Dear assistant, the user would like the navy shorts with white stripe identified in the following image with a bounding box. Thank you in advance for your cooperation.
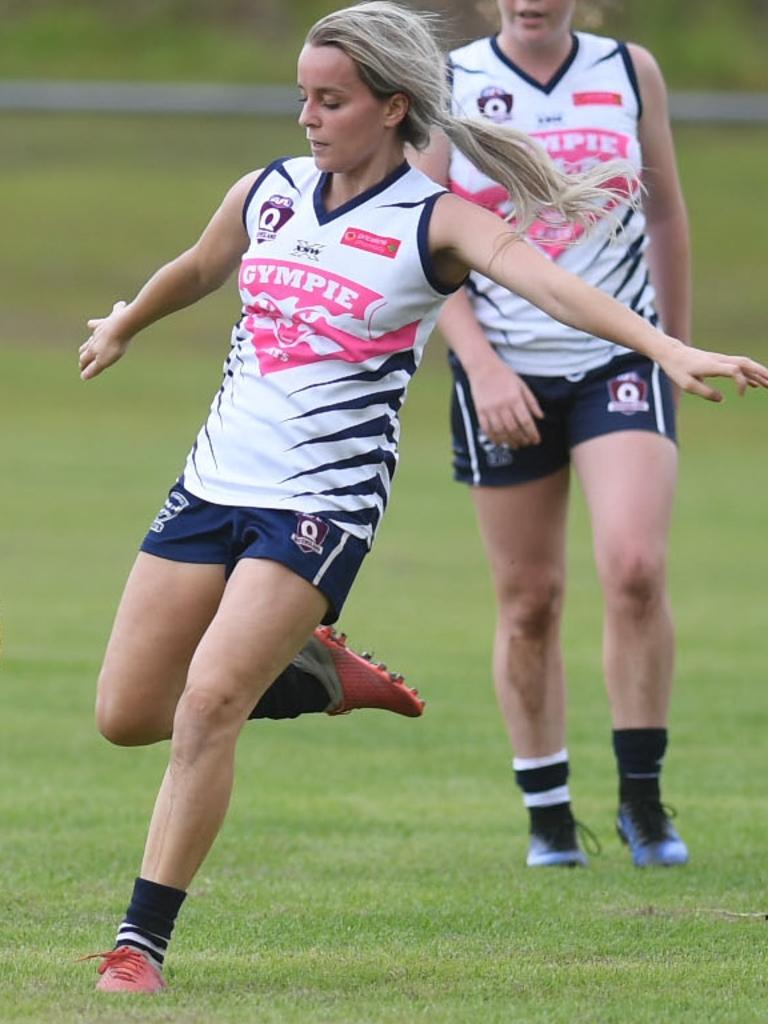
[450,351,677,488]
[140,480,369,623]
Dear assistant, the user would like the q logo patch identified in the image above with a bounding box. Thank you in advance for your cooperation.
[607,372,650,415]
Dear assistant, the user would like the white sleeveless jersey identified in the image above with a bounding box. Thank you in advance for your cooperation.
[181,157,453,544]
[449,32,656,376]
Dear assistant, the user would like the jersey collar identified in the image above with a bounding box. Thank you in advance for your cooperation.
[489,32,579,95]
[313,160,411,226]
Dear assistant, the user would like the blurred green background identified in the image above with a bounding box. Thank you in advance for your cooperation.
[2,0,767,88]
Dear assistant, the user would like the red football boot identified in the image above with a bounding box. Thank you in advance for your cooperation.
[297,626,425,717]
[82,947,166,993]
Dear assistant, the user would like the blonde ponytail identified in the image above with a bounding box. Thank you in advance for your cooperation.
[439,115,637,233]
[307,2,638,234]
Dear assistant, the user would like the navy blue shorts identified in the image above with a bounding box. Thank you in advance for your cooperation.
[450,351,677,487]
[139,481,368,624]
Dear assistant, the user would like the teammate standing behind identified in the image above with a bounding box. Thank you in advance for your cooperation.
[415,0,697,868]
[78,0,767,994]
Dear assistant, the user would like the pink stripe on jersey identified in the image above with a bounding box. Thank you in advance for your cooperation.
[239,258,419,375]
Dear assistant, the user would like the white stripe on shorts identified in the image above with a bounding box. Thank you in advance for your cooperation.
[313,531,350,587]
[651,362,667,436]
[455,381,481,485]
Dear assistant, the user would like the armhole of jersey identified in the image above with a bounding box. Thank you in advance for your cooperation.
[417,192,469,296]
[241,157,289,232]
[617,41,643,120]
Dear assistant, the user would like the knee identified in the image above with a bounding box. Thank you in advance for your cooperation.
[602,548,667,614]
[95,671,170,747]
[170,681,246,761]
[497,574,564,643]
[96,695,157,747]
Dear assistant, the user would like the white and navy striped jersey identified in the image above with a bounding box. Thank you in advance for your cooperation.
[181,157,454,544]
[449,31,655,376]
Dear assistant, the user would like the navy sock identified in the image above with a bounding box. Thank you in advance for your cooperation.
[249,665,329,720]
[612,728,668,803]
[115,877,187,968]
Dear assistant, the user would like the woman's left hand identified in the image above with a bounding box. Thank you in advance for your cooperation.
[660,341,768,402]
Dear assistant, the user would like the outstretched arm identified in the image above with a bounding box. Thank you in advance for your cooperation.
[429,193,768,401]
[79,170,261,381]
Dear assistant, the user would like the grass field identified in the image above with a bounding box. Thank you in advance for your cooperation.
[1,115,767,1023]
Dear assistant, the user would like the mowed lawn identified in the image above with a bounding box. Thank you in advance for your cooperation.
[1,114,767,1023]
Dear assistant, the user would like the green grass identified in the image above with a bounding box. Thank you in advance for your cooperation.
[2,116,768,1022]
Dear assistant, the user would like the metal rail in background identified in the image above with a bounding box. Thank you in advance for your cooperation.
[1,81,768,122]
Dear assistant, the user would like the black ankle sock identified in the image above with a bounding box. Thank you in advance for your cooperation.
[115,876,186,968]
[529,802,573,833]
[612,728,667,803]
[249,665,329,720]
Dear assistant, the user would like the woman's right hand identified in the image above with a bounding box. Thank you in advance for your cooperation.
[658,337,768,401]
[468,359,544,448]
[79,301,133,380]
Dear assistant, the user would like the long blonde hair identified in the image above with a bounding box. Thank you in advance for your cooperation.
[306,1,636,233]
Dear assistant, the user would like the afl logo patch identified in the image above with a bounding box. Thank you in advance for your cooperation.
[477,86,514,122]
[607,372,649,415]
[257,194,295,244]
[291,513,330,555]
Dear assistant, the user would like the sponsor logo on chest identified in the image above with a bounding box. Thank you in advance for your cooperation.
[291,239,325,262]
[341,228,401,259]
[572,91,623,107]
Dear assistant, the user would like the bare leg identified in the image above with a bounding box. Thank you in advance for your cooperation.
[95,553,226,746]
[471,468,570,757]
[139,558,328,890]
[573,431,677,728]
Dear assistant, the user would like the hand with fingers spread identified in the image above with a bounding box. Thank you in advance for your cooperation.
[657,338,768,402]
[79,300,132,381]
[468,358,543,449]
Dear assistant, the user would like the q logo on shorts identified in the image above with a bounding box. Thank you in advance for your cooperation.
[607,371,650,415]
[291,513,330,556]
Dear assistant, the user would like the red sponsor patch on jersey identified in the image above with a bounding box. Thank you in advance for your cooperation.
[341,227,401,259]
[572,91,623,106]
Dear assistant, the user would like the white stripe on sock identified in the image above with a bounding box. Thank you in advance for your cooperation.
[117,927,167,957]
[513,748,568,771]
[523,784,571,808]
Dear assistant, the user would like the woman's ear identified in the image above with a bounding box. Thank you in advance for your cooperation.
[384,92,410,130]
